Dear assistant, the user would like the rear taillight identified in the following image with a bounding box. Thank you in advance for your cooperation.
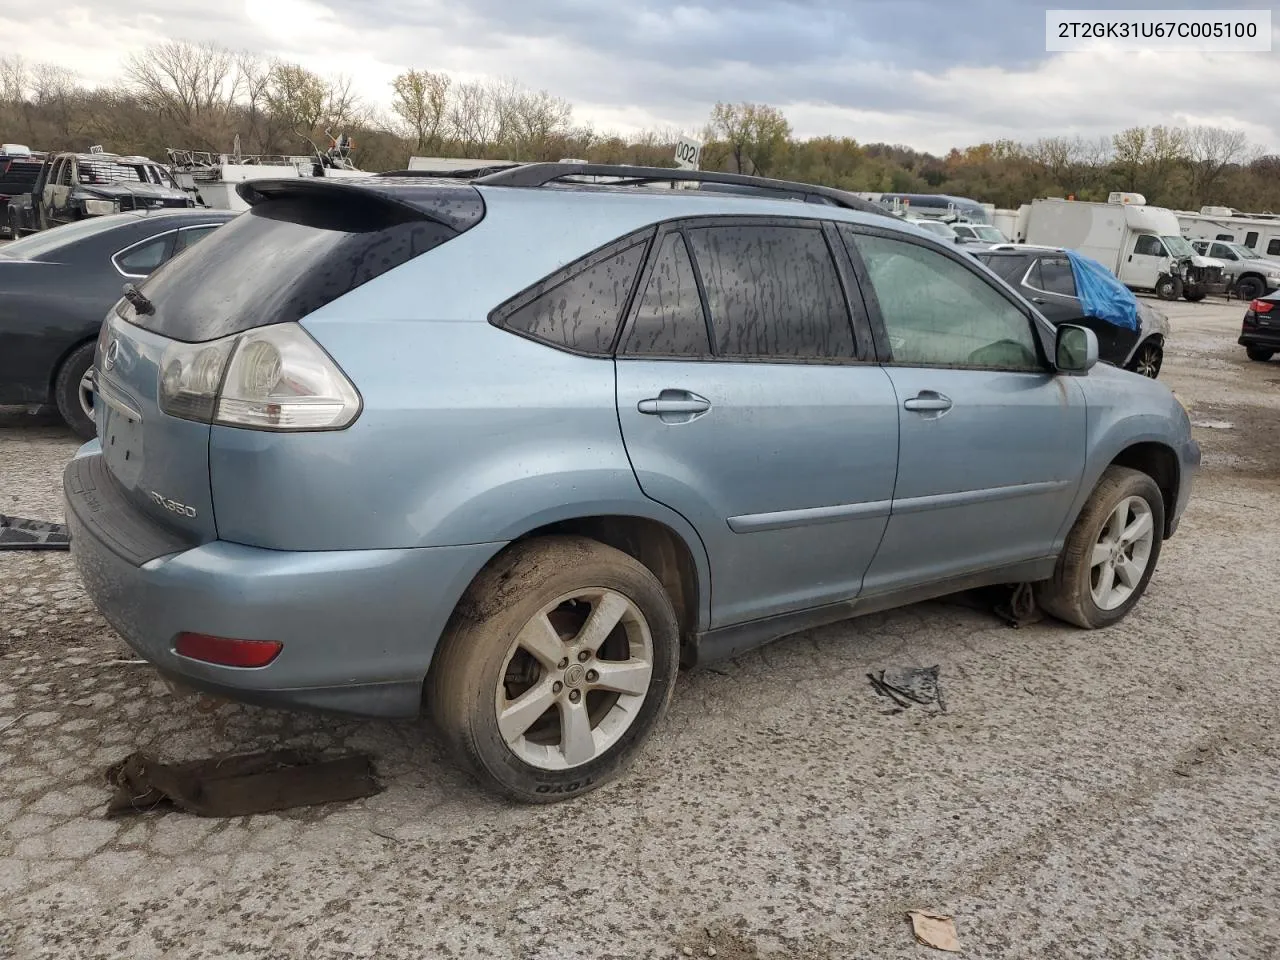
[158,322,360,431]
[175,632,282,667]
[1251,299,1274,314]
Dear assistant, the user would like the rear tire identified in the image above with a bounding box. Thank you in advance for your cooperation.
[429,536,680,803]
[1246,346,1274,362]
[1182,290,1205,303]
[1155,276,1182,301]
[54,342,97,440]
[1236,276,1264,302]
[1036,466,1164,629]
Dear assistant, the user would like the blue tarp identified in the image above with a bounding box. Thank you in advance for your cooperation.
[1065,250,1139,331]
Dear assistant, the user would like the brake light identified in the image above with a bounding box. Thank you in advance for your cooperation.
[1251,299,1274,314]
[157,322,360,431]
[175,632,282,667]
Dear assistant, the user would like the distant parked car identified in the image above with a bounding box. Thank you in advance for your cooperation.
[67,164,1198,803]
[975,246,1169,378]
[1239,291,1280,362]
[0,209,235,436]
[1188,239,1280,302]
[15,150,194,233]
[952,222,1010,244]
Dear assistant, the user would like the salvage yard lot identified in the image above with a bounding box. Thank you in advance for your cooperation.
[2,298,1278,959]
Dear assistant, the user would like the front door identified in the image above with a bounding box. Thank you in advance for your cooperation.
[615,219,901,627]
[839,226,1087,594]
[1120,234,1166,290]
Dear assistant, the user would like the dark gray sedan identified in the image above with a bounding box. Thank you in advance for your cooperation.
[0,209,236,436]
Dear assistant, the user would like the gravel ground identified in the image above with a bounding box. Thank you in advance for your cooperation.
[2,298,1279,960]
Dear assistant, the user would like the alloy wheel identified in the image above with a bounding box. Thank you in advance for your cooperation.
[1089,496,1155,611]
[496,588,654,770]
[78,369,96,421]
[1135,344,1161,378]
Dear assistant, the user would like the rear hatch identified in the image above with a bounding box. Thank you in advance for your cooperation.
[94,176,485,548]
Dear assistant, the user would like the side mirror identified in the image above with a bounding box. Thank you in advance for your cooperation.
[1056,324,1098,374]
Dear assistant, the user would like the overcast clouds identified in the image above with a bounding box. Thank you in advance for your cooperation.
[1,0,1277,154]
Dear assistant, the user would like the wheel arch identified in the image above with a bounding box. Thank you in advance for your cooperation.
[47,334,98,403]
[1107,441,1180,537]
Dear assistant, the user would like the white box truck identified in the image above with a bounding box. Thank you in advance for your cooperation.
[1023,193,1227,301]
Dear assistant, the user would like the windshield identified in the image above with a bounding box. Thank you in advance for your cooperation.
[1163,235,1195,258]
[1234,244,1262,259]
[0,213,140,260]
[915,220,958,239]
[974,225,1008,242]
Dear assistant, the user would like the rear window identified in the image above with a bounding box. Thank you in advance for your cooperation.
[130,194,472,342]
[79,159,143,184]
[976,254,1028,284]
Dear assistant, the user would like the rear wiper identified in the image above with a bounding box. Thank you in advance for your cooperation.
[121,282,155,315]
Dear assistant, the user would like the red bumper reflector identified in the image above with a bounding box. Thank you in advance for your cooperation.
[175,632,282,667]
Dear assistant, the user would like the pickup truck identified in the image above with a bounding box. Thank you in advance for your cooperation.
[6,149,192,235]
[0,145,45,238]
[1189,239,1280,302]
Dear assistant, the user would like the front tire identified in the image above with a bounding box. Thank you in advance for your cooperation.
[1036,466,1164,629]
[1127,340,1163,378]
[54,342,97,440]
[429,536,680,802]
[1155,276,1182,301]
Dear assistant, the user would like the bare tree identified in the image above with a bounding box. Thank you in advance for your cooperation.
[506,88,572,160]
[447,80,502,154]
[0,54,27,104]
[1186,125,1250,203]
[124,40,236,137]
[391,68,451,151]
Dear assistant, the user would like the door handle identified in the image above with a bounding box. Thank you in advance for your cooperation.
[638,393,711,415]
[1031,296,1047,304]
[903,391,953,413]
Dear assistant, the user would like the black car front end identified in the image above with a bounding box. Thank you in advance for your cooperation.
[74,185,194,217]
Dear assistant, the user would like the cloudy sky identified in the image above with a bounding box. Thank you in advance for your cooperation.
[2,0,1277,153]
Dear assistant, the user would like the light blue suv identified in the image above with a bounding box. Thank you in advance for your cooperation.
[67,164,1199,801]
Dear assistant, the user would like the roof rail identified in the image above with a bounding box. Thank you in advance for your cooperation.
[473,162,895,217]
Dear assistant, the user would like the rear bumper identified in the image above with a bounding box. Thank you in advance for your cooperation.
[1239,329,1280,350]
[66,451,502,718]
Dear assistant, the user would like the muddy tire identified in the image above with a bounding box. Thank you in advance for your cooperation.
[429,536,680,803]
[1155,276,1182,301]
[1036,466,1165,629]
[1245,346,1274,362]
[53,342,97,440]
[1182,290,1205,303]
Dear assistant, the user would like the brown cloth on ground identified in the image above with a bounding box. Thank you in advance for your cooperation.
[105,749,383,817]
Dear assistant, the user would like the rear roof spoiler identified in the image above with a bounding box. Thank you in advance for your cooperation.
[235,176,485,232]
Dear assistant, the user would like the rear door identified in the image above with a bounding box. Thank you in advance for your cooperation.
[840,225,1086,594]
[614,217,900,628]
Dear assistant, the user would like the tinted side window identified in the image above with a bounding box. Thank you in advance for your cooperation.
[685,224,854,359]
[845,229,1041,371]
[501,240,647,355]
[114,235,174,277]
[1210,243,1236,260]
[1245,231,1259,248]
[1134,235,1164,257]
[621,232,709,357]
[1270,239,1280,257]
[1039,257,1077,297]
[1215,234,1235,241]
[979,255,1029,284]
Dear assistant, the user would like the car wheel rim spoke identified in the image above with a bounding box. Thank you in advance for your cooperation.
[1089,496,1155,611]
[590,659,652,696]
[78,370,95,420]
[496,587,654,771]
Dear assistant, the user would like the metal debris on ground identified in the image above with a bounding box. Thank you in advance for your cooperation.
[105,749,383,818]
[868,665,946,714]
[0,514,70,550]
[1191,419,1234,430]
[991,582,1044,629]
[907,911,961,953]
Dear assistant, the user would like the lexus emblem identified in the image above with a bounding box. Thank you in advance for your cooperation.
[103,338,120,371]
